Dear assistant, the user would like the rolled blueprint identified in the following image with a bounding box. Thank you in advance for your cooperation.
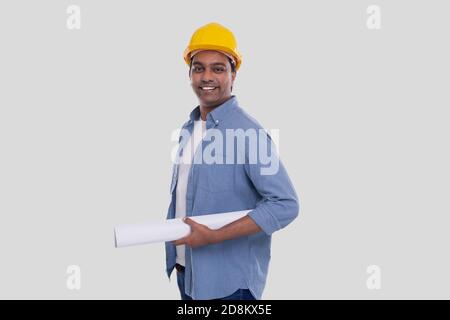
[114,209,253,248]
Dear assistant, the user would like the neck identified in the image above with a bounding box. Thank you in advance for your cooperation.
[199,96,232,121]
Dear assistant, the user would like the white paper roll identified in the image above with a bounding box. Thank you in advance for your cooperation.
[114,209,252,248]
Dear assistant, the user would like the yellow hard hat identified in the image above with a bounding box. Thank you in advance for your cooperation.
[183,22,243,71]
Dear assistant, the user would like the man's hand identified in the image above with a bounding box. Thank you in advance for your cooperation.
[172,215,262,248]
[172,217,219,248]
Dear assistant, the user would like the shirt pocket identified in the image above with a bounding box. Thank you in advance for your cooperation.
[197,153,236,193]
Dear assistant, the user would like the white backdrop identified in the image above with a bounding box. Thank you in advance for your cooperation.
[0,0,449,299]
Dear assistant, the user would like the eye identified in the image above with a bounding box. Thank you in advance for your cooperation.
[214,67,225,73]
[193,66,203,72]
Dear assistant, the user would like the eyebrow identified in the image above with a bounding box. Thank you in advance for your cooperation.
[192,62,227,67]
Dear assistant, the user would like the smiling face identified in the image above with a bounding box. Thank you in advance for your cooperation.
[189,50,236,109]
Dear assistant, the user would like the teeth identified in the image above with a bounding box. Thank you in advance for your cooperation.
[202,87,215,90]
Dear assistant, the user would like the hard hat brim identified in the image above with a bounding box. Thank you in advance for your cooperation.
[183,44,242,71]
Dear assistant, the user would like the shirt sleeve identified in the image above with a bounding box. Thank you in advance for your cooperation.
[244,130,300,235]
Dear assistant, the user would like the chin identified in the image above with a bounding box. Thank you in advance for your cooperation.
[201,96,221,106]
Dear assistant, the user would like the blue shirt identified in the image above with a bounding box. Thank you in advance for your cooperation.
[165,95,300,300]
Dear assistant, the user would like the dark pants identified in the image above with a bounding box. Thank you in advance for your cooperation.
[175,263,256,300]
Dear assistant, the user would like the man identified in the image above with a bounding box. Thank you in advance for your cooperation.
[165,22,300,300]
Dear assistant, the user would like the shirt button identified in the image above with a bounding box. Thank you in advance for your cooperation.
[215,120,219,124]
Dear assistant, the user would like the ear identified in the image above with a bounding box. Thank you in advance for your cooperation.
[231,71,236,82]
[230,71,236,92]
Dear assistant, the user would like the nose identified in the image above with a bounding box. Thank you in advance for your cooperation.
[201,68,215,83]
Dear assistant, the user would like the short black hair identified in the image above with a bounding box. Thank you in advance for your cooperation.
[227,57,236,73]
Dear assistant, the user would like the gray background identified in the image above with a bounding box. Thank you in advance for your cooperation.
[0,0,449,299]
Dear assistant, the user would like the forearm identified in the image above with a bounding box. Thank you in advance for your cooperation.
[212,215,262,244]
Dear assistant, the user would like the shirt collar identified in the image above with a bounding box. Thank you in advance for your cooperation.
[188,95,239,126]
